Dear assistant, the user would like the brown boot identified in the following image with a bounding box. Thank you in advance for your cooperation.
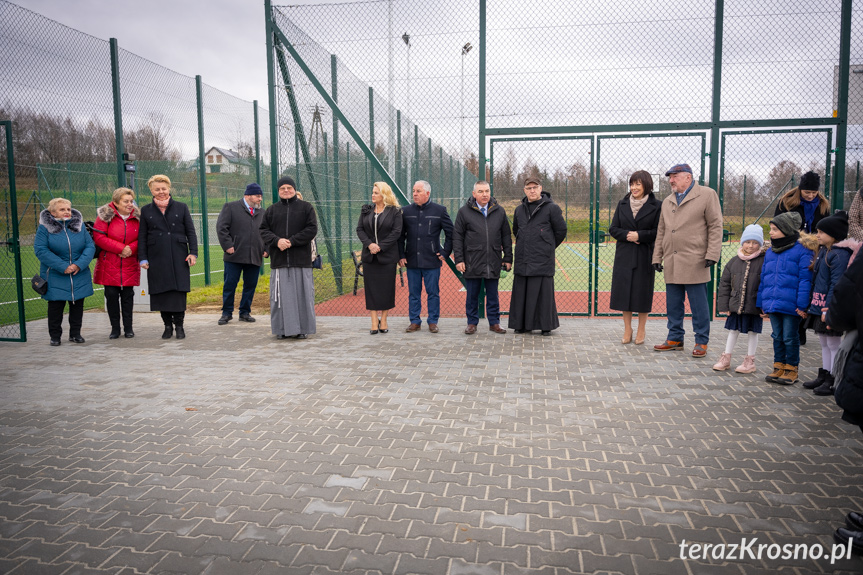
[775,364,798,385]
[765,362,785,383]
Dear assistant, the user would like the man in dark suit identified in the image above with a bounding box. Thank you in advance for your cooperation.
[453,181,512,334]
[216,183,267,324]
[398,180,454,333]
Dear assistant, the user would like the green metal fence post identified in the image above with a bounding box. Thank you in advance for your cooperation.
[2,121,26,341]
[254,100,262,184]
[265,0,280,203]
[706,0,725,318]
[397,110,402,190]
[478,0,486,175]
[109,38,125,189]
[856,161,860,192]
[195,75,210,285]
[368,87,375,178]
[742,175,746,228]
[414,126,419,186]
[331,54,343,294]
[347,141,352,252]
[834,0,852,210]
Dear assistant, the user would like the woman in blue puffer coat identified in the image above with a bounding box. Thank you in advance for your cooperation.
[34,198,95,346]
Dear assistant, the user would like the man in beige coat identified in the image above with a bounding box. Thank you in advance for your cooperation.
[652,164,723,357]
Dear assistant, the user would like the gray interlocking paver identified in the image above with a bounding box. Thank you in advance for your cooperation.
[3,314,863,574]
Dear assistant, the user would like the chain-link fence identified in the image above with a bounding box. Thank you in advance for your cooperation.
[0,0,271,329]
[268,0,859,319]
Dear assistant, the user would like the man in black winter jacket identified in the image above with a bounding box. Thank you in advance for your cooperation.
[398,180,454,333]
[453,181,512,334]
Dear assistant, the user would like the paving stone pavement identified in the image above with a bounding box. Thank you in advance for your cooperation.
[1,311,862,575]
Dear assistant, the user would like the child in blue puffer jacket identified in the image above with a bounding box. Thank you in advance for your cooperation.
[756,211,815,385]
[802,211,859,395]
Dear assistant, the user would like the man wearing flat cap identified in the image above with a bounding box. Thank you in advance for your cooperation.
[652,164,723,357]
[216,183,267,325]
[508,176,567,335]
[260,176,319,339]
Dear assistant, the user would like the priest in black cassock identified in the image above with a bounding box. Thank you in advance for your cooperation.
[508,176,567,336]
[260,176,318,339]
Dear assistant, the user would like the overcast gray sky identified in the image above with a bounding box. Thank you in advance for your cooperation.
[18,0,284,106]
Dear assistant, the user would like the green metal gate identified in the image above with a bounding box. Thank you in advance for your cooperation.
[0,120,26,342]
[489,136,594,316]
[594,133,708,317]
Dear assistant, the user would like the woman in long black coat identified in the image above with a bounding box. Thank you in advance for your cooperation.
[138,174,198,340]
[608,170,661,345]
[356,182,403,335]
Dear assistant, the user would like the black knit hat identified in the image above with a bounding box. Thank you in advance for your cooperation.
[816,210,849,242]
[276,176,296,190]
[799,171,820,192]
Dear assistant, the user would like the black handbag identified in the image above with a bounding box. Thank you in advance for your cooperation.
[31,274,48,295]
[311,239,323,269]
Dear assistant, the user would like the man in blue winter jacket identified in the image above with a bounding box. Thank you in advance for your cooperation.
[398,180,454,333]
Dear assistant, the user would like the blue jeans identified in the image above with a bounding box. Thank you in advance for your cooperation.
[222,261,261,315]
[406,267,440,325]
[465,278,500,326]
[769,313,801,366]
[665,283,710,345]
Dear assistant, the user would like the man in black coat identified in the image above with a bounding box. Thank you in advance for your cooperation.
[398,180,454,333]
[453,181,512,334]
[216,183,267,325]
[508,176,567,335]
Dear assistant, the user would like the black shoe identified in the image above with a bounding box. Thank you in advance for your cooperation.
[175,326,186,339]
[50,339,61,347]
[109,329,121,340]
[218,314,232,325]
[238,314,255,323]
[541,330,552,336]
[370,330,379,335]
[834,527,863,556]
[124,330,134,338]
[803,368,827,389]
[276,334,289,340]
[813,373,835,396]
[847,512,863,531]
[514,329,526,334]
[162,325,173,339]
[69,335,85,343]
[295,334,307,339]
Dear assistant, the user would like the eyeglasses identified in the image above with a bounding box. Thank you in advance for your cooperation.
[524,185,540,191]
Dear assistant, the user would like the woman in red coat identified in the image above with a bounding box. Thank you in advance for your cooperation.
[93,187,141,339]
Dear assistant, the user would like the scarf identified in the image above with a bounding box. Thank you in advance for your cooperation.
[800,197,820,231]
[770,233,799,254]
[737,247,762,261]
[629,195,647,218]
[154,196,170,214]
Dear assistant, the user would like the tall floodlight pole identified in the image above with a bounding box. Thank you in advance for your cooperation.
[387,0,395,177]
[460,42,473,195]
[402,32,411,187]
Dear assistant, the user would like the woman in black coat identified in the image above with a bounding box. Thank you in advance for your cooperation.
[608,170,661,345]
[356,182,403,335]
[138,174,198,340]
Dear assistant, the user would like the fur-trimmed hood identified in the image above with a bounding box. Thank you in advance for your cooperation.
[97,202,140,223]
[39,208,83,234]
[836,237,862,266]
[798,232,820,252]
